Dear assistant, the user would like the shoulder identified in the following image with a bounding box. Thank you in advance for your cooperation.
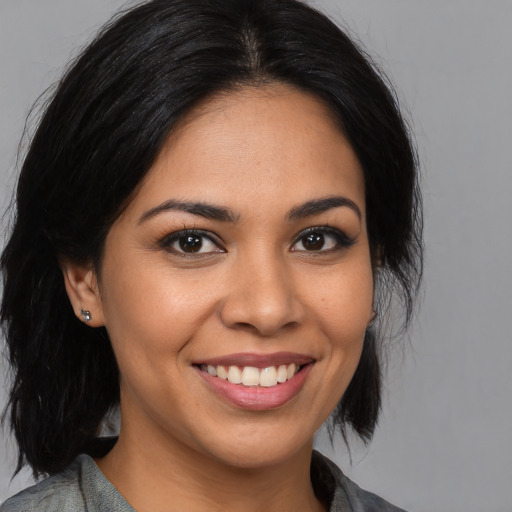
[0,457,86,512]
[311,450,408,512]
[1,454,134,512]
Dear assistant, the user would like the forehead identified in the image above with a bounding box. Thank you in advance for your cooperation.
[126,83,365,219]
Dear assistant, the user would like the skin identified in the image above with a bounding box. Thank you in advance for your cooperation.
[63,83,374,512]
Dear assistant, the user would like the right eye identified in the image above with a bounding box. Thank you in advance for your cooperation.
[160,230,224,255]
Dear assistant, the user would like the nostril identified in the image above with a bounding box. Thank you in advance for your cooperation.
[236,319,299,334]
[218,267,306,335]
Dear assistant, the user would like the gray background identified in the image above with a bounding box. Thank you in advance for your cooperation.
[1,1,511,511]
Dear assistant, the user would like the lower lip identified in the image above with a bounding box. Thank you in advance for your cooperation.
[195,364,313,411]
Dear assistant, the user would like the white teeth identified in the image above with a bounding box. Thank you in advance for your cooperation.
[241,366,260,386]
[259,366,278,387]
[202,363,302,387]
[276,364,288,383]
[227,366,242,384]
[217,365,228,380]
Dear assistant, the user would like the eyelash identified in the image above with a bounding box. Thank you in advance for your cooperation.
[159,229,225,256]
[291,226,356,253]
[158,226,356,256]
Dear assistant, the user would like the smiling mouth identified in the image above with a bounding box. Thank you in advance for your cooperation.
[198,363,304,388]
[194,353,315,409]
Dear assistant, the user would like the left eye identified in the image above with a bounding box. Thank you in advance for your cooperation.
[161,231,223,254]
[291,228,354,252]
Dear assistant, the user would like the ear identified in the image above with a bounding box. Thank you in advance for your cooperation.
[61,260,105,327]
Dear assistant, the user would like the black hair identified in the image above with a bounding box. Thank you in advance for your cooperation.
[1,0,422,477]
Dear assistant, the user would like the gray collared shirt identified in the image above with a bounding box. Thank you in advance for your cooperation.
[1,451,406,511]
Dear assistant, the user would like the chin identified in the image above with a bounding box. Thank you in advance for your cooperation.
[197,425,314,470]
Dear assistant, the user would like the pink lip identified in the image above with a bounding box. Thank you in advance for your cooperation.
[195,360,314,411]
[194,351,314,368]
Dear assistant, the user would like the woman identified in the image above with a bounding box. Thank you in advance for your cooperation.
[0,0,422,510]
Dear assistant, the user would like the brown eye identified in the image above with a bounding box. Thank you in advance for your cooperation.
[302,232,325,251]
[161,230,224,255]
[291,227,356,253]
[179,235,203,253]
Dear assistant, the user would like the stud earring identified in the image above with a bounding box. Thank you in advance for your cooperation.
[80,309,92,322]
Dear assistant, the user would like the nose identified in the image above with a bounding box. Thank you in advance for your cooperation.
[219,251,305,337]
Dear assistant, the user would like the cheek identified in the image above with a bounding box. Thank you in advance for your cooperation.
[98,258,211,366]
[310,262,374,335]
[98,271,202,416]
[308,261,373,392]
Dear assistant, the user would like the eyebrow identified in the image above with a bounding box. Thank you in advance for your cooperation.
[138,194,361,224]
[286,196,362,222]
[138,200,239,224]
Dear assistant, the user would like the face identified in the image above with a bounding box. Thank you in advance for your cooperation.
[82,84,374,468]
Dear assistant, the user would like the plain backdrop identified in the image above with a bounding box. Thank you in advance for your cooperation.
[1,1,511,511]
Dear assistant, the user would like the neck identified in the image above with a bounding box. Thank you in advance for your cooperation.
[96,430,324,512]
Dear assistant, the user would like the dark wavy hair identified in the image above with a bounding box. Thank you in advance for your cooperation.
[1,0,422,477]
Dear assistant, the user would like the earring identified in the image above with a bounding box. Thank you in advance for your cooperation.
[80,309,92,322]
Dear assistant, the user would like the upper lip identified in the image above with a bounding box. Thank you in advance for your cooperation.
[194,352,315,368]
